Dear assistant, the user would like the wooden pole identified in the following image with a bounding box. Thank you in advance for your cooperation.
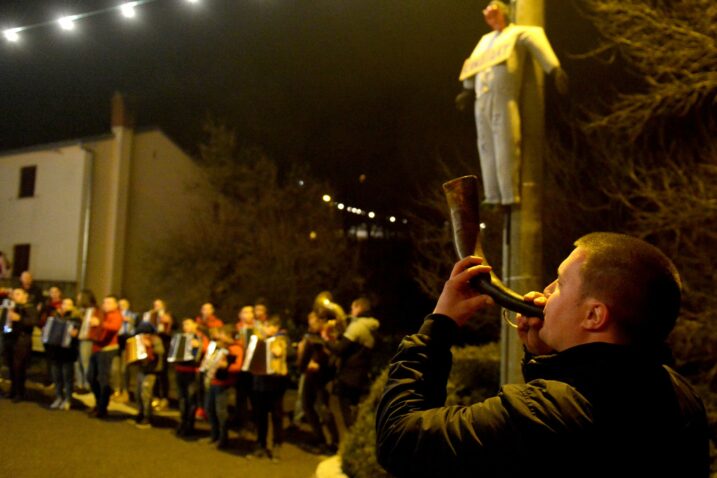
[500,0,546,385]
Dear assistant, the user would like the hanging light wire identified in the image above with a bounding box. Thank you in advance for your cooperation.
[2,0,165,42]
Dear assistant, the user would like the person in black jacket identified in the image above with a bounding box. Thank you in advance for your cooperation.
[2,288,39,402]
[323,297,379,428]
[299,311,340,453]
[376,232,709,478]
[46,298,82,410]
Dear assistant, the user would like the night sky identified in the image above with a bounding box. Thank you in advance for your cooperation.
[0,0,600,213]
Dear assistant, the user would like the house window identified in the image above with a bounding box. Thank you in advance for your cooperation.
[18,165,37,198]
[12,244,30,277]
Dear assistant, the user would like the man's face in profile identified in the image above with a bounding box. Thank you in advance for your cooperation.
[539,248,591,351]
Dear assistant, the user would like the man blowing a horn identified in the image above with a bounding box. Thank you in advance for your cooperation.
[376,232,709,477]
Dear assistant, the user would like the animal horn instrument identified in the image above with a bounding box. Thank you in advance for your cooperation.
[443,175,544,319]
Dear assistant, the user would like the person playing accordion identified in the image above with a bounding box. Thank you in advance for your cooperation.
[172,318,208,437]
[204,325,243,449]
[2,288,39,401]
[44,298,82,410]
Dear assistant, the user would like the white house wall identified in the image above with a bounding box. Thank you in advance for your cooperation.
[0,145,89,281]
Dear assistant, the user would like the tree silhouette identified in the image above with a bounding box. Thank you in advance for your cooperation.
[150,120,359,326]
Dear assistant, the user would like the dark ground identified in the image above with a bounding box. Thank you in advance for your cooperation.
[0,355,331,478]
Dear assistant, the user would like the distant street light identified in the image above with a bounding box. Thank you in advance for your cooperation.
[322,194,331,203]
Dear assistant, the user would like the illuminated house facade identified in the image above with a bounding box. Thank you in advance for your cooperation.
[0,93,208,310]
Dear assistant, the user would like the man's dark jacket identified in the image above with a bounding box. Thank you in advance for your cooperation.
[376,314,710,478]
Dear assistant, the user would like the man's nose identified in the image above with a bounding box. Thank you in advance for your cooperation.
[543,281,556,297]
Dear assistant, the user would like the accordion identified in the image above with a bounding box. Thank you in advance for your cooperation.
[199,341,229,380]
[167,333,199,363]
[125,334,149,364]
[242,335,285,375]
[119,312,136,337]
[41,316,75,348]
[1,299,15,334]
[78,307,95,340]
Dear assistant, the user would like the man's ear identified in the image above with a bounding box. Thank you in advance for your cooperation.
[581,299,610,331]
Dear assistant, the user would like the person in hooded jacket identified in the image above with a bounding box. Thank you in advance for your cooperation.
[323,297,380,428]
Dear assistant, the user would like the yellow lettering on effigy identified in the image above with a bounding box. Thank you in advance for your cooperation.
[459,32,518,81]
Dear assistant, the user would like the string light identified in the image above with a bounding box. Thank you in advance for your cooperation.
[1,0,162,43]
[324,197,406,225]
[3,28,20,42]
[57,16,77,31]
[120,2,138,19]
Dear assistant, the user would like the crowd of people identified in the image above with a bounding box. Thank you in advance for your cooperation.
[0,271,381,461]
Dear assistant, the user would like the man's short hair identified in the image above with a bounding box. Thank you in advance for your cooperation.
[352,297,372,316]
[267,315,282,328]
[488,1,511,19]
[574,232,681,344]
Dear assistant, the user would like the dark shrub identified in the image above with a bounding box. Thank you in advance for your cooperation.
[340,342,500,478]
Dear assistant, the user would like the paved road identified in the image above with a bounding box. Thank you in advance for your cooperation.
[0,379,326,478]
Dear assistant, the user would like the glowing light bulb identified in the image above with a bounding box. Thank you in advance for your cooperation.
[58,16,76,31]
[120,2,137,18]
[3,28,20,42]
[389,216,396,223]
[322,194,331,203]
[368,211,376,219]
[337,203,345,210]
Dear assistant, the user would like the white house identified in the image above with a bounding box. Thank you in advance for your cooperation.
[0,93,210,312]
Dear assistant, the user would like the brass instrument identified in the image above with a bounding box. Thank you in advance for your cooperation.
[443,175,544,319]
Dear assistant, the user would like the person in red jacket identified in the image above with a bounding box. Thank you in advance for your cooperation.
[87,295,123,418]
[205,325,243,449]
[195,302,224,335]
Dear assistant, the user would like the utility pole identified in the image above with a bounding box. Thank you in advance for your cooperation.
[500,0,546,385]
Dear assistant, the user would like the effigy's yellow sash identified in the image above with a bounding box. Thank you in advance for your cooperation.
[459,31,517,81]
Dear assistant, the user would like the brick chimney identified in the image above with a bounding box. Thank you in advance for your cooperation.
[111,91,135,129]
